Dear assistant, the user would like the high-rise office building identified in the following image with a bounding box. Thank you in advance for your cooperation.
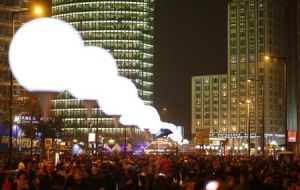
[192,75,228,141]
[192,0,286,154]
[51,1,154,144]
[0,1,30,123]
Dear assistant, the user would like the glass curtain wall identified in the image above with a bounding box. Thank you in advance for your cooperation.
[51,0,154,144]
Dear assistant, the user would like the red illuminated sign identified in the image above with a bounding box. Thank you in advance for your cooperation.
[288,131,297,142]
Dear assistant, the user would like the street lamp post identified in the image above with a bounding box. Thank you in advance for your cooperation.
[240,99,252,156]
[95,106,100,155]
[124,124,127,156]
[246,99,252,156]
[5,4,45,168]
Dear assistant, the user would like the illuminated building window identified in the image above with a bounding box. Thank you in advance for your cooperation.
[213,119,218,125]
[222,119,227,125]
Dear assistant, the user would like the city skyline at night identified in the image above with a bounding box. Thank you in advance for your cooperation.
[192,0,287,154]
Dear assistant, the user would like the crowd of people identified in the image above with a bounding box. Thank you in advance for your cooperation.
[0,153,300,190]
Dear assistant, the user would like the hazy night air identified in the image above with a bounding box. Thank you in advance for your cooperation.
[154,0,227,138]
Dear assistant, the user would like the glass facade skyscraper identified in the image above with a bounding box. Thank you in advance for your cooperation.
[51,0,154,144]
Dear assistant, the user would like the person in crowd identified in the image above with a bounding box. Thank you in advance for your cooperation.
[0,163,12,190]
[15,170,29,190]
[64,166,94,190]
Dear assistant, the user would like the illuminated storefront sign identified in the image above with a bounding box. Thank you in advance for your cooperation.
[288,131,296,142]
[209,133,258,139]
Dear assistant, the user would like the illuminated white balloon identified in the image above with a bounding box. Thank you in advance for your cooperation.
[68,46,118,99]
[136,105,161,134]
[119,98,145,125]
[97,76,139,115]
[9,18,84,92]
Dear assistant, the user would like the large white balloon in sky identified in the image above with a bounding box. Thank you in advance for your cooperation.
[119,98,145,125]
[9,18,84,92]
[136,105,161,134]
[68,46,118,100]
[97,76,140,116]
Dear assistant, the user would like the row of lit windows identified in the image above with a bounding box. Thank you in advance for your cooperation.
[52,1,153,14]
[194,98,228,105]
[85,40,143,51]
[70,21,150,32]
[229,1,264,12]
[61,118,113,127]
[193,77,227,85]
[118,71,152,82]
[52,99,85,109]
[55,91,74,99]
[53,2,149,14]
[52,109,100,118]
[118,69,152,78]
[51,107,107,119]
[194,91,227,98]
[113,51,142,59]
[140,93,152,101]
[195,85,228,91]
[0,95,29,112]
[53,0,150,5]
[230,37,263,47]
[138,84,153,92]
[61,127,144,140]
[0,11,26,23]
[230,29,264,39]
[195,119,228,125]
[80,30,143,41]
[230,47,264,55]
[118,60,141,68]
[118,69,139,79]
[54,11,147,23]
[0,85,25,96]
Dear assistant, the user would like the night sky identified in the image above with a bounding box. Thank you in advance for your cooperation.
[153,0,228,139]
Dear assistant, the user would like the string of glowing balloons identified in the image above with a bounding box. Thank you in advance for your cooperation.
[9,18,187,144]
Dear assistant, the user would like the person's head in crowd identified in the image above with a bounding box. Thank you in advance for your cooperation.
[38,161,45,169]
[17,162,25,171]
[46,161,55,174]
[91,165,98,175]
[25,160,33,171]
[71,167,84,182]
[226,175,235,188]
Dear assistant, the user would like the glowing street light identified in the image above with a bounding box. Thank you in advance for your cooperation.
[264,56,270,61]
[32,4,44,17]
